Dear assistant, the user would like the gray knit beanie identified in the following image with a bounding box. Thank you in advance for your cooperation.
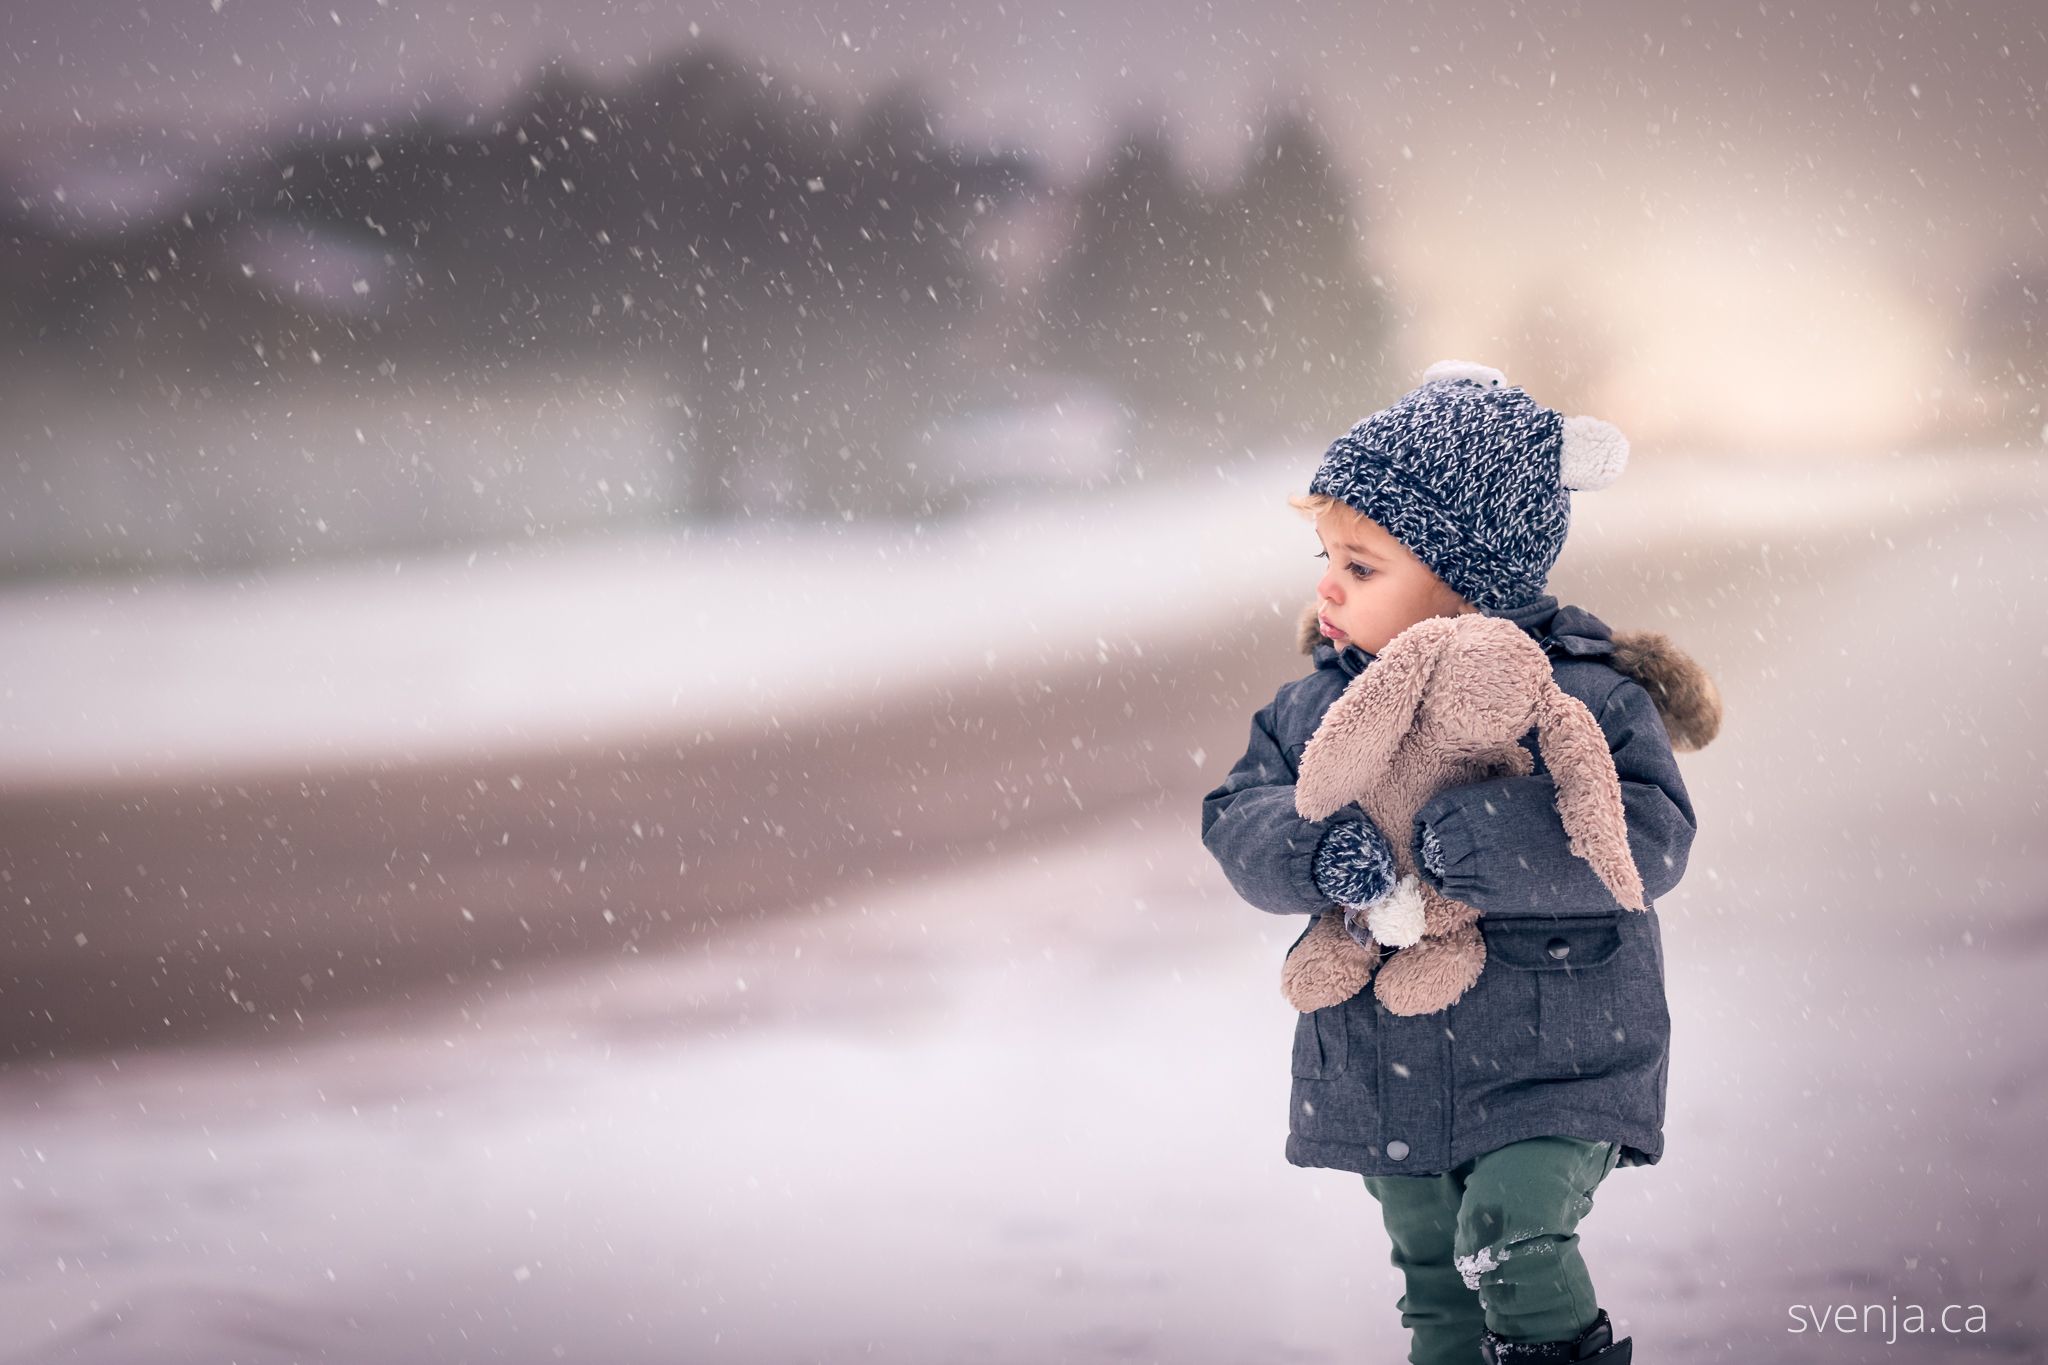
[1306,360,1630,612]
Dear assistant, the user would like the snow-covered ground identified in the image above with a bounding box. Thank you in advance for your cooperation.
[0,447,2044,1362]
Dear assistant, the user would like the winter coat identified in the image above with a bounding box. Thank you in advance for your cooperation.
[1200,593,1720,1176]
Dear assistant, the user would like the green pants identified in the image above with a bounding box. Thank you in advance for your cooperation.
[1362,1136,1622,1365]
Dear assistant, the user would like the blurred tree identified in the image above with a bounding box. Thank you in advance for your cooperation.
[663,72,1037,520]
[1216,107,1394,451]
[1035,104,1394,468]
[1035,120,1220,465]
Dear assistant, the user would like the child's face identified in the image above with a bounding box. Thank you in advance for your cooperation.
[1312,506,1477,655]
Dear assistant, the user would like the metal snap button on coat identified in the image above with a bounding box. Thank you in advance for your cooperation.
[1546,936,1571,959]
[1385,1139,1410,1160]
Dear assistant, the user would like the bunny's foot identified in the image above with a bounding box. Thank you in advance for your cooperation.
[1372,925,1486,1017]
[1282,912,1380,1012]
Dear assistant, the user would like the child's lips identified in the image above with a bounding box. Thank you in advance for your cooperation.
[1318,614,1347,639]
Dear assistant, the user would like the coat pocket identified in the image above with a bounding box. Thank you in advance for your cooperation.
[1482,915,1625,1079]
[1291,1005,1349,1079]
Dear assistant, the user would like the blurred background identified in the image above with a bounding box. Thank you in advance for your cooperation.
[1,1,2045,1361]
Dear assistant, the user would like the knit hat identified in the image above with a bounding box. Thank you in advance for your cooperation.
[1306,359,1629,612]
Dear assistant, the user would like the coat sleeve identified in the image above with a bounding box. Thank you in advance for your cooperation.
[1409,674,1697,918]
[1199,688,1371,917]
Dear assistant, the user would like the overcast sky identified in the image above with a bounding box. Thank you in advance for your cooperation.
[4,0,2043,452]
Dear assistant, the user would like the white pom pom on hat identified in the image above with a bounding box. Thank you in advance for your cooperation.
[1558,413,1629,491]
[1420,358,1508,388]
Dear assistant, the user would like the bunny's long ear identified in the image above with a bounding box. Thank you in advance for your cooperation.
[1294,621,1451,822]
[1533,685,1648,910]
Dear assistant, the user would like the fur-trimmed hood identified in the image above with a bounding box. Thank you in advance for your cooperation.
[1295,596,1722,753]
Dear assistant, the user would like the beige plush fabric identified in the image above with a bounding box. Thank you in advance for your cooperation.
[1279,601,1721,1016]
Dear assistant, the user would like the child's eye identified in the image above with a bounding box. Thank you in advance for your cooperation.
[1312,549,1373,581]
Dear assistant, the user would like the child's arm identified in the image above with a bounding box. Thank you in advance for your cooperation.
[1200,690,1385,917]
[1412,675,1697,918]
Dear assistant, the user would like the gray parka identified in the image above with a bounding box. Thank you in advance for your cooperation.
[1200,594,1720,1176]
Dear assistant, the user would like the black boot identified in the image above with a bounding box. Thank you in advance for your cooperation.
[1478,1307,1632,1364]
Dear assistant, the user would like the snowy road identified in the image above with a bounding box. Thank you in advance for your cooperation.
[2,455,2046,1362]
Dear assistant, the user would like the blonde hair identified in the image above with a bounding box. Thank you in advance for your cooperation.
[1287,491,1368,529]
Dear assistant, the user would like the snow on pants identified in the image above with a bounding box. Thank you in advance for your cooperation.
[1361,1135,1622,1365]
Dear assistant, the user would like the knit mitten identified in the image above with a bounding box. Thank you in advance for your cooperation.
[1418,824,1448,882]
[1312,810,1398,948]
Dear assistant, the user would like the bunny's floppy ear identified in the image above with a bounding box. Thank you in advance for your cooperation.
[1294,618,1456,822]
[1532,684,1648,910]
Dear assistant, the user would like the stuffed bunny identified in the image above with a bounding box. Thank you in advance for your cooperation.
[1281,612,1649,1017]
